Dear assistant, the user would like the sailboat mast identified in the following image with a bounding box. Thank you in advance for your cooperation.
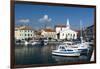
[80,20,83,43]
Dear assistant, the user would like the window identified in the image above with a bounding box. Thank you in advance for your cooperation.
[25,34,27,36]
[71,34,72,37]
[67,49,73,51]
[60,47,66,51]
[28,34,30,36]
[61,28,62,30]
[61,47,65,49]
[63,33,64,36]
[73,34,75,38]
[66,34,67,37]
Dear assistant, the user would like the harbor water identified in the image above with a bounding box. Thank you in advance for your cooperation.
[15,44,93,65]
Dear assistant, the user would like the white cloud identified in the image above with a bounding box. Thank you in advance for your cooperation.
[39,14,52,23]
[18,18,30,23]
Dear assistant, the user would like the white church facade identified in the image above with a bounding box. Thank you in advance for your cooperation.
[55,19,78,40]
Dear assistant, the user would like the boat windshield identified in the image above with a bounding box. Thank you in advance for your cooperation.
[67,43,72,45]
[59,46,66,51]
[66,49,73,51]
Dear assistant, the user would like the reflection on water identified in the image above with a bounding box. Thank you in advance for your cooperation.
[15,44,93,65]
[52,55,88,64]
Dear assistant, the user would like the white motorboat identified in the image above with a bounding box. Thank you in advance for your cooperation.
[43,40,48,45]
[64,42,89,50]
[31,41,39,45]
[77,42,89,51]
[24,41,29,45]
[29,40,41,45]
[44,42,48,45]
[52,44,80,57]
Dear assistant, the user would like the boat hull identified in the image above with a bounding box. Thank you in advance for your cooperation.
[52,50,80,57]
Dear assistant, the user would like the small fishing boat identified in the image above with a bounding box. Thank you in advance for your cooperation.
[29,40,41,45]
[52,44,80,57]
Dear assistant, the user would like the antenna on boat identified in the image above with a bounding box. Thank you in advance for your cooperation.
[80,20,83,43]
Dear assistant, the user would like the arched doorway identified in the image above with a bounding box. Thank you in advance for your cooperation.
[57,33,60,39]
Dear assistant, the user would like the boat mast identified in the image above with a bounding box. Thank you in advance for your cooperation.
[80,20,83,43]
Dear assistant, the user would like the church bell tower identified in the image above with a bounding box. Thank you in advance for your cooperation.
[66,18,70,29]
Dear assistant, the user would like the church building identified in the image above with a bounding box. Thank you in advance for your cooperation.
[55,19,78,40]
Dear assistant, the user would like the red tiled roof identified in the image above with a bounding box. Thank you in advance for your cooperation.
[18,26,33,30]
[43,29,55,32]
[75,30,80,32]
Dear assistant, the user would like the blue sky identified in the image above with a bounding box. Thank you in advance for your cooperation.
[15,3,95,30]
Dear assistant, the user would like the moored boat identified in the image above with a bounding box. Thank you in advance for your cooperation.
[29,40,41,45]
[52,44,80,57]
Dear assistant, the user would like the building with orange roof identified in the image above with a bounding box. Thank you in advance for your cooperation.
[41,28,56,39]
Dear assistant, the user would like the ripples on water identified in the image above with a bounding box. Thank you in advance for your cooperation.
[15,44,93,65]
